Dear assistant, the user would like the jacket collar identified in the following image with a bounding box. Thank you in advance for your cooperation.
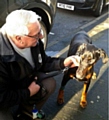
[0,32,18,62]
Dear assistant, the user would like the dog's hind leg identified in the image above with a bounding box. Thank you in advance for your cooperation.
[80,80,91,108]
[57,71,71,105]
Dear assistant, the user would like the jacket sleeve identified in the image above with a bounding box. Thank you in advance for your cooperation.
[0,61,30,109]
[39,40,66,72]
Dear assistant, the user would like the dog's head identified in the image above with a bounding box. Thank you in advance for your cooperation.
[76,43,109,80]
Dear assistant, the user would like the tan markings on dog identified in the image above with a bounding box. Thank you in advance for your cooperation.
[88,56,92,60]
[85,66,93,79]
[70,74,74,78]
[92,72,97,80]
[80,83,87,108]
[57,90,64,105]
[87,66,93,71]
[81,55,84,59]
[86,73,92,79]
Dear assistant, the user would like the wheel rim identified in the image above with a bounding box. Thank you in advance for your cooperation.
[99,0,103,14]
[40,21,48,49]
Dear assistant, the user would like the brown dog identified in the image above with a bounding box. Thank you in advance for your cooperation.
[57,31,108,108]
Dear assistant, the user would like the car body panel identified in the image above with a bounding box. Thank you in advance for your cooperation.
[57,0,109,12]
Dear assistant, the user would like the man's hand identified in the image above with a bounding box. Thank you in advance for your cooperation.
[64,55,81,68]
[28,77,40,97]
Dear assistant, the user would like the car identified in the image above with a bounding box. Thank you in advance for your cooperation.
[57,0,109,17]
[0,0,57,49]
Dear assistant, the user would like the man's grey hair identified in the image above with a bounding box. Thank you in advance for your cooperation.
[4,9,41,36]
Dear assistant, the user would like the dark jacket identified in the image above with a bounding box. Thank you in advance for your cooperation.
[0,32,65,108]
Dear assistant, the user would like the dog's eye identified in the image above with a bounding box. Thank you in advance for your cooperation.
[88,56,91,60]
[89,59,96,65]
[88,53,93,59]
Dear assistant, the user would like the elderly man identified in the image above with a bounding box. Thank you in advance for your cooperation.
[0,9,80,120]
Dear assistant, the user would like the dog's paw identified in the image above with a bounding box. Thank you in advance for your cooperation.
[92,72,97,80]
[80,95,87,108]
[57,98,64,105]
[57,90,64,105]
[80,100,87,108]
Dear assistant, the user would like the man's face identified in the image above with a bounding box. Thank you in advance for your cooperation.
[19,21,43,48]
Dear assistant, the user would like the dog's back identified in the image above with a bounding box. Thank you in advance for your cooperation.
[68,31,92,56]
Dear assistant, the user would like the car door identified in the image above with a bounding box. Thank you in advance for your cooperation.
[0,0,8,27]
[0,0,23,27]
[7,0,23,12]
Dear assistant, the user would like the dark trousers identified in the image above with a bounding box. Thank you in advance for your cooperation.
[0,77,56,120]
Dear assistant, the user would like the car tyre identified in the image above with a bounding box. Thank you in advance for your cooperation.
[94,0,104,17]
[40,21,48,50]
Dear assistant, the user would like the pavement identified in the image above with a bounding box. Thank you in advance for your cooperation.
[42,14,109,120]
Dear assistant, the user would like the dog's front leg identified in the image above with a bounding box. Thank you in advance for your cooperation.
[57,86,65,105]
[57,71,71,105]
[80,80,91,108]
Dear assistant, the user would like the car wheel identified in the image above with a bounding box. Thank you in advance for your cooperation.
[94,0,104,17]
[40,21,48,50]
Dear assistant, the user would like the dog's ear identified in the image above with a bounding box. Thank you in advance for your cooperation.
[96,48,109,63]
[77,43,87,55]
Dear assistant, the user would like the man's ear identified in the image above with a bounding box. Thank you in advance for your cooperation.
[77,43,87,56]
[96,48,109,63]
[15,35,21,41]
[15,35,24,44]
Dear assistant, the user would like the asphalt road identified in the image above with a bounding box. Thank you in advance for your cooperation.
[43,12,109,120]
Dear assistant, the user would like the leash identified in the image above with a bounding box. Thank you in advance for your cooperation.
[34,55,80,82]
[35,67,69,81]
